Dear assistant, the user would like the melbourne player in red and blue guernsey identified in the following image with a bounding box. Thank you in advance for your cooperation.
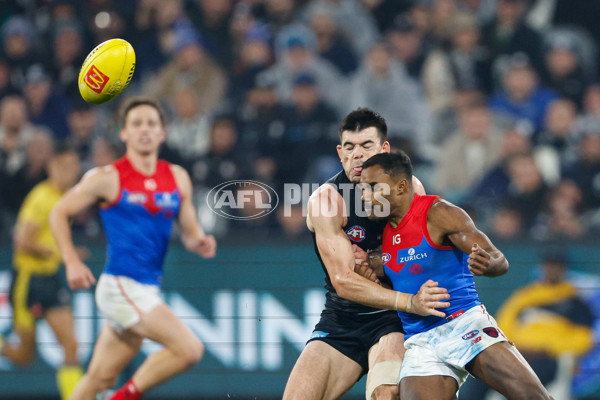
[50,97,216,400]
[359,152,554,400]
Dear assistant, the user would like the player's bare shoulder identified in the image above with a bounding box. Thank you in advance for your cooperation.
[77,164,120,203]
[307,183,346,231]
[428,198,475,233]
[169,164,192,197]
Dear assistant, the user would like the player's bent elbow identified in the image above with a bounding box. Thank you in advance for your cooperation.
[331,273,354,301]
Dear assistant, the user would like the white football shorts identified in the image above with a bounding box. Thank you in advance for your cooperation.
[95,273,163,332]
[400,304,508,387]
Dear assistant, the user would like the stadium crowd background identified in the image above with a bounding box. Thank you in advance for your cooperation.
[1,0,600,242]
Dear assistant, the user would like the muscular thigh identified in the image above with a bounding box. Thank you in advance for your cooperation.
[467,341,548,399]
[86,324,143,380]
[368,332,405,367]
[283,340,362,400]
[401,376,458,400]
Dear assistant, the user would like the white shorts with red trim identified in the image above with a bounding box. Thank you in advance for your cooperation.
[95,273,163,332]
[400,305,508,387]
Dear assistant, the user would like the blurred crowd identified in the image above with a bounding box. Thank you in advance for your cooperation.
[1,0,600,241]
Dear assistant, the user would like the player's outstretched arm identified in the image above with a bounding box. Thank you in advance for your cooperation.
[428,199,509,277]
[309,185,449,316]
[50,167,114,289]
[171,165,216,258]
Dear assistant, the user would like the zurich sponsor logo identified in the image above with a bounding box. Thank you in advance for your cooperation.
[462,330,479,340]
[310,330,330,339]
[346,225,366,242]
[397,248,428,263]
[154,192,179,209]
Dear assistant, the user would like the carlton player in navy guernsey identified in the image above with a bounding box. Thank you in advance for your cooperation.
[359,152,553,400]
[50,98,216,400]
[283,109,450,400]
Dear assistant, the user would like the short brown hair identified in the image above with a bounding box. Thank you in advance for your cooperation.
[119,97,166,127]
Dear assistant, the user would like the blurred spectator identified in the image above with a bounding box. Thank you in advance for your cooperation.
[467,125,533,213]
[541,32,592,107]
[142,24,227,116]
[308,4,358,75]
[0,95,34,177]
[361,0,412,34]
[489,203,524,239]
[301,0,379,58]
[534,182,585,241]
[386,15,430,81]
[132,0,186,77]
[66,100,104,172]
[50,19,86,103]
[165,88,211,166]
[562,128,600,212]
[186,0,234,68]
[489,53,558,132]
[462,249,594,400]
[574,84,600,136]
[480,0,543,90]
[0,59,17,100]
[536,99,577,167]
[229,16,273,107]
[1,128,54,214]
[456,0,498,24]
[433,104,503,200]
[236,78,286,184]
[192,117,250,188]
[263,0,297,35]
[90,136,119,169]
[428,0,458,45]
[22,64,72,140]
[273,73,338,187]
[347,43,432,159]
[258,24,344,113]
[497,251,593,391]
[499,151,549,231]
[422,13,489,114]
[1,15,45,89]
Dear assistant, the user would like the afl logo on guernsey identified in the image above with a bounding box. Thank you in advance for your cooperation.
[346,225,366,242]
[382,253,391,264]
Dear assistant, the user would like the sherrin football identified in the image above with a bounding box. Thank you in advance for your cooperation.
[78,38,136,104]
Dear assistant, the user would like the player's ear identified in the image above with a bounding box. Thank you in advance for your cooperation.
[382,141,391,153]
[336,144,342,160]
[396,178,408,195]
[118,127,127,142]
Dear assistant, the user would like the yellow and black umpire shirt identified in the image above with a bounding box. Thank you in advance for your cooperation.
[10,180,71,330]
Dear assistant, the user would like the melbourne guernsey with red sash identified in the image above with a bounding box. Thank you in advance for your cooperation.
[382,193,481,338]
[99,157,181,286]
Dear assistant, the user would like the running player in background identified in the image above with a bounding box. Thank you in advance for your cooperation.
[1,146,84,400]
[283,108,450,400]
[50,97,216,400]
[359,151,552,400]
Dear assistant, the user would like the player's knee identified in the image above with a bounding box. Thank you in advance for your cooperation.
[181,338,204,367]
[520,385,553,400]
[10,346,36,366]
[366,361,402,400]
[372,384,399,400]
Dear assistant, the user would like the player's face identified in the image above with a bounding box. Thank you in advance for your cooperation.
[337,127,390,183]
[359,165,393,220]
[120,105,165,155]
